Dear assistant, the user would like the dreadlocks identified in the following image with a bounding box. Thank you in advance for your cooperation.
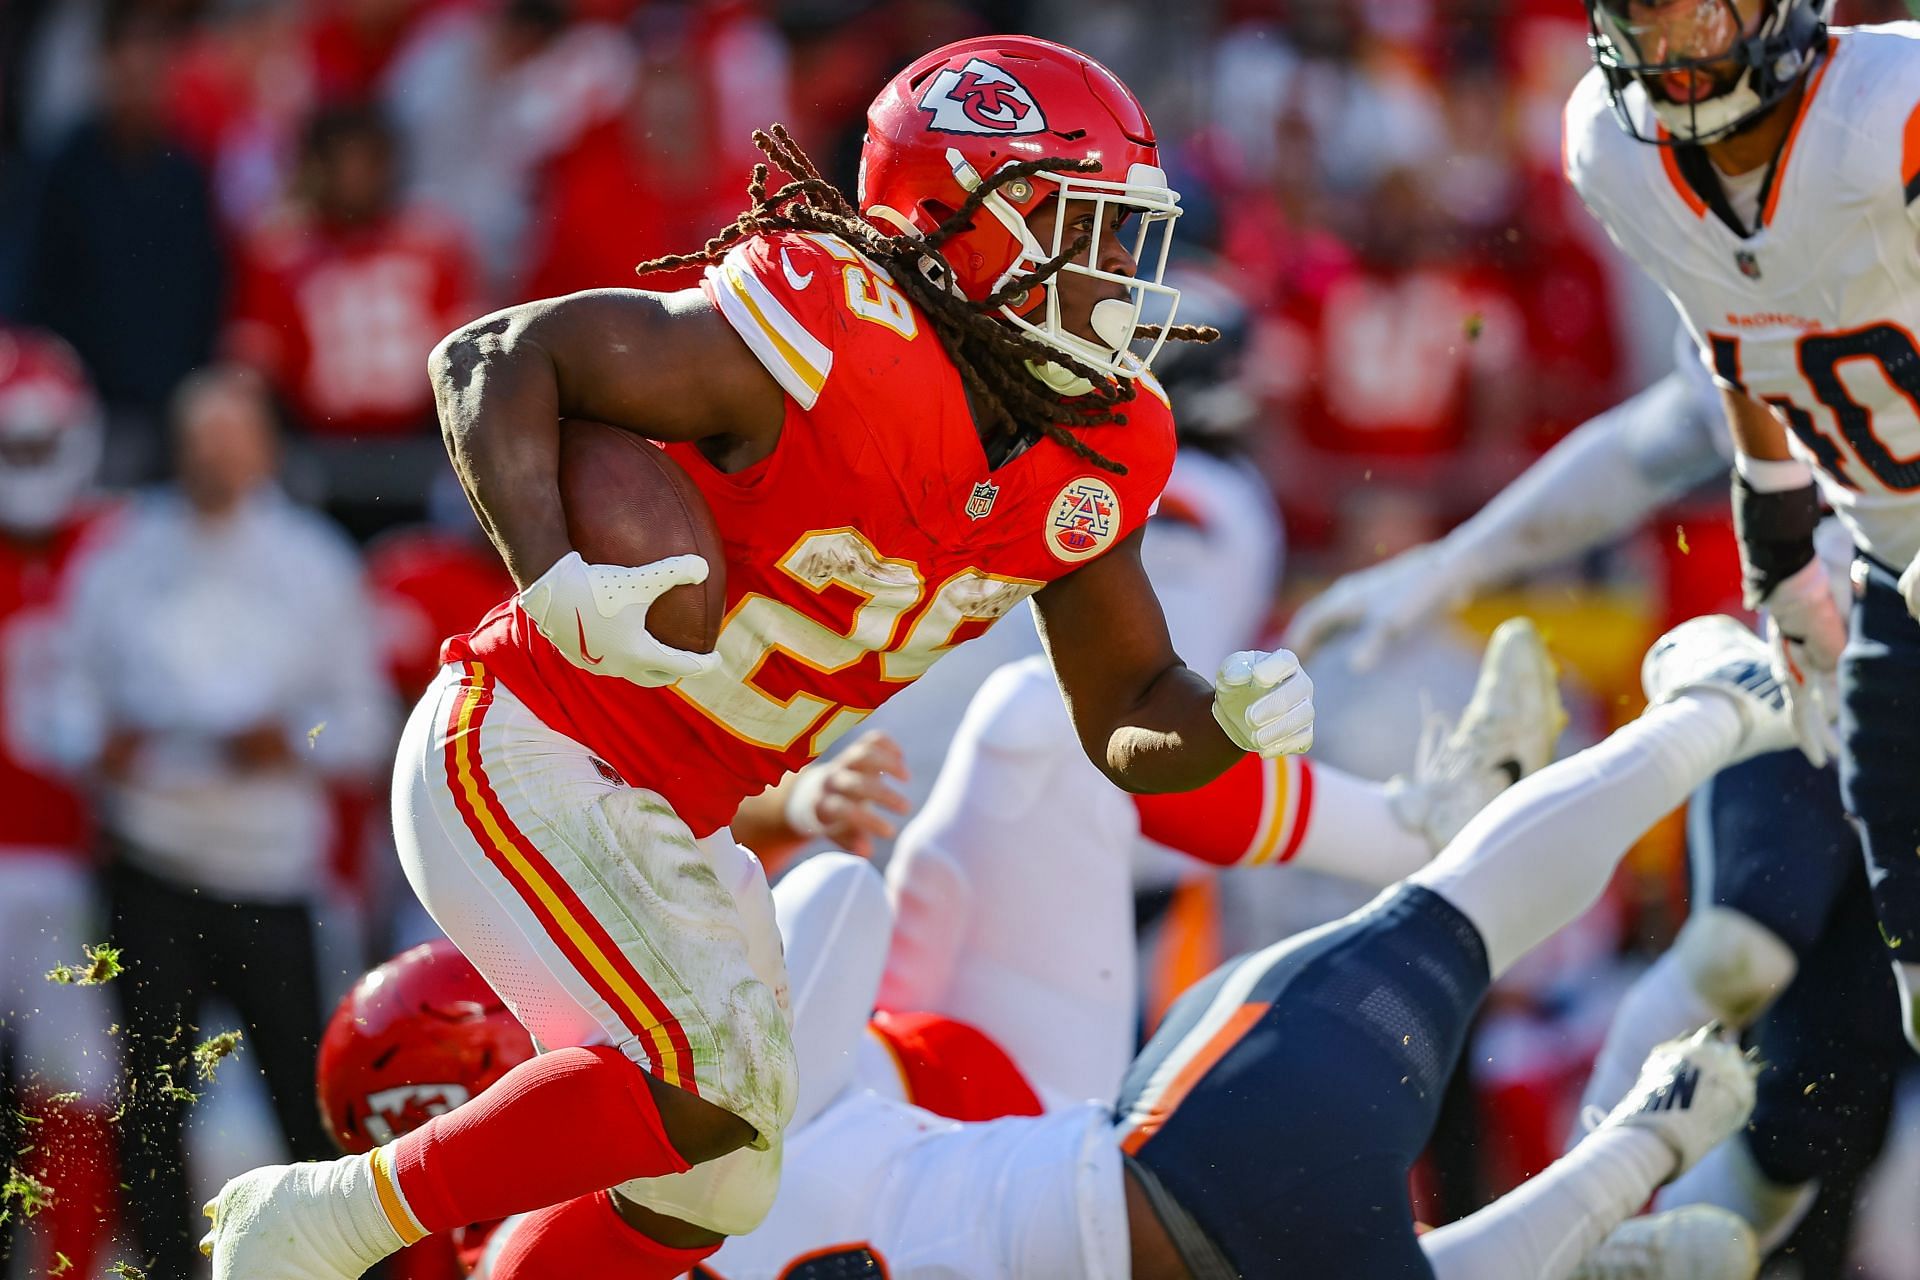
[636,125,1215,476]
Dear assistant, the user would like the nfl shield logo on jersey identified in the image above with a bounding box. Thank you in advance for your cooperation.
[1735,250,1762,280]
[1046,477,1121,562]
[966,479,1000,520]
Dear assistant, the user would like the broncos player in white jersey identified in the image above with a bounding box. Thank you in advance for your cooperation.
[1286,333,1908,1268]
[1562,1,1920,1054]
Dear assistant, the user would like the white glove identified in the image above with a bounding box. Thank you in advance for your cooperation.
[1284,544,1466,671]
[519,551,722,687]
[1758,557,1847,769]
[1212,649,1315,757]
[1901,551,1920,624]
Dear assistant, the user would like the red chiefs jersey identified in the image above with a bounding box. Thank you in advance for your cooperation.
[0,507,117,856]
[450,229,1176,836]
[226,208,475,437]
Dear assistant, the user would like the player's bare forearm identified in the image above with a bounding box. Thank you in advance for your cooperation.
[1100,663,1244,792]
[431,306,571,589]
[1721,386,1793,460]
[1034,529,1242,793]
[429,289,785,590]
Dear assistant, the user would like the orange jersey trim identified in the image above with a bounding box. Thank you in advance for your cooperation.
[1903,97,1920,202]
[441,663,697,1091]
[1120,1002,1271,1155]
[1657,133,1710,220]
[1762,37,1839,227]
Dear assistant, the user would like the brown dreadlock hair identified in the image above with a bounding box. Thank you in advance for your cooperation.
[636,125,1216,476]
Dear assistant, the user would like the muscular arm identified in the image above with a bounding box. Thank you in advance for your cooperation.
[429,288,785,589]
[1032,528,1243,794]
[1721,384,1795,461]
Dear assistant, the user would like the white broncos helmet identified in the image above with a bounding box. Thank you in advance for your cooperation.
[1585,0,1833,145]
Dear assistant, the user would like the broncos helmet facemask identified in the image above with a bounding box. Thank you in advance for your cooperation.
[1585,0,1831,145]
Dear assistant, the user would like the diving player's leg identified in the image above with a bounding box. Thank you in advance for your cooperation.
[203,666,794,1280]
[1658,864,1903,1254]
[1836,553,1920,1051]
[1577,750,1847,1122]
[1409,616,1792,982]
[1421,1027,1757,1280]
[880,655,1144,1103]
[1113,616,1790,1277]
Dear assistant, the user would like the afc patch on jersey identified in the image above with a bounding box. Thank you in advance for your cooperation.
[918,58,1048,136]
[1047,476,1121,562]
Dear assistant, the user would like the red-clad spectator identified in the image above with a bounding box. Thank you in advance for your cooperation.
[308,0,441,104]
[521,4,789,296]
[382,0,636,296]
[166,2,319,230]
[226,104,473,439]
[365,506,511,700]
[1261,168,1526,462]
[0,328,123,1280]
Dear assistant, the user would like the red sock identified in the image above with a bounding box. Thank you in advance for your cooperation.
[388,1046,691,1235]
[29,1096,118,1276]
[486,1191,718,1280]
[1132,754,1314,867]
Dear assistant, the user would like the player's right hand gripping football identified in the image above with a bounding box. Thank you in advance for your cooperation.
[1212,649,1315,758]
[1757,557,1846,769]
[519,551,722,687]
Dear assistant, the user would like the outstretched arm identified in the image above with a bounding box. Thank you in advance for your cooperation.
[1286,369,1726,666]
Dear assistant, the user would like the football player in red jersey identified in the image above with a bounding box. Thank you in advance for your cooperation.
[0,328,122,1277]
[203,36,1317,1280]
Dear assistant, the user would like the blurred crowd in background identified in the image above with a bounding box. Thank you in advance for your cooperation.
[1,0,1919,1277]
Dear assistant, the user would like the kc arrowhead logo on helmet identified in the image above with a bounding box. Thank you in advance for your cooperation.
[917,58,1048,136]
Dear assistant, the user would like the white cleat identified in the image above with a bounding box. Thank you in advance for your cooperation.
[1597,1024,1757,1180]
[1388,617,1567,849]
[1571,1206,1760,1280]
[201,1158,403,1280]
[1640,616,1795,763]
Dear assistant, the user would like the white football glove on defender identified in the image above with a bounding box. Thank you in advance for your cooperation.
[520,550,722,687]
[1900,551,1920,624]
[1212,649,1315,757]
[1756,557,1846,770]
[1283,544,1466,671]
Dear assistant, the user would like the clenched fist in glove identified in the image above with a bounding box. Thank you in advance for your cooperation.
[1212,649,1315,757]
[520,550,722,687]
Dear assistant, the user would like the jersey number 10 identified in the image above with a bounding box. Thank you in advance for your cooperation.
[1712,325,1920,491]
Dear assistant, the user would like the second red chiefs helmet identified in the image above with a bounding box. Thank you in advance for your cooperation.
[316,940,535,1154]
[0,328,102,536]
[859,35,1185,377]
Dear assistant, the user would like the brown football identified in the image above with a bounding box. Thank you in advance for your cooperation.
[556,418,726,654]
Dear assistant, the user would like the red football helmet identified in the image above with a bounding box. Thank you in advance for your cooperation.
[0,328,102,536]
[859,35,1184,377]
[316,940,535,1154]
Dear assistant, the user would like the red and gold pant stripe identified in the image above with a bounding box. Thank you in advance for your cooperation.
[441,662,697,1092]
